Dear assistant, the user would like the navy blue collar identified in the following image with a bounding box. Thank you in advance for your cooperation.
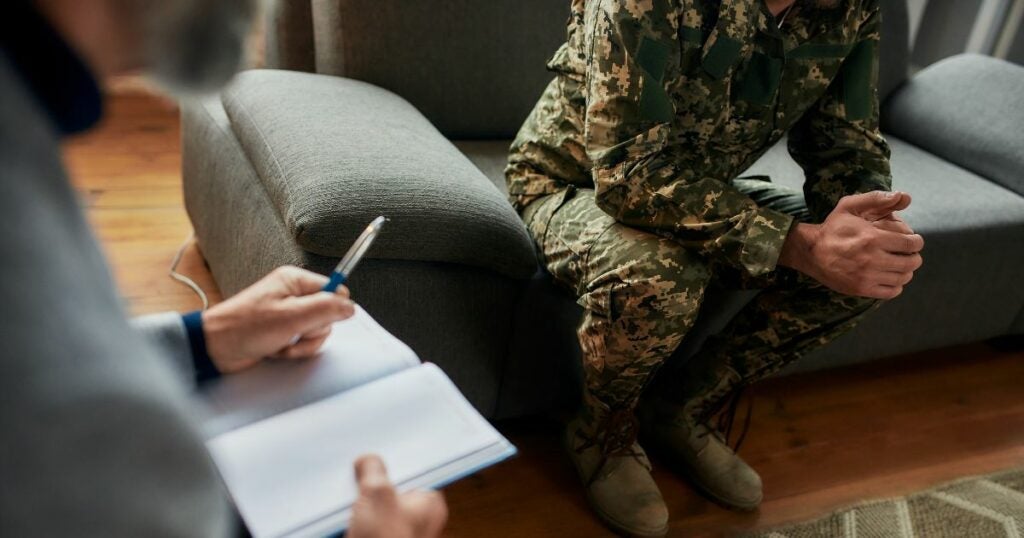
[1,2,103,136]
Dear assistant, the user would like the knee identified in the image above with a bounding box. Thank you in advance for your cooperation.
[622,276,705,327]
[790,272,882,319]
[577,229,712,360]
[581,267,709,343]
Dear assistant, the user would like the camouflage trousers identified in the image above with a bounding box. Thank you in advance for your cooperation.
[522,183,878,417]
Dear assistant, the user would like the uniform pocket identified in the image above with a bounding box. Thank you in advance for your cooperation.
[636,37,674,123]
[839,39,877,121]
[579,284,612,320]
[524,187,578,253]
[787,42,854,60]
[735,52,783,106]
[593,122,671,193]
[702,30,744,80]
[782,41,854,117]
[677,26,706,72]
[785,56,846,116]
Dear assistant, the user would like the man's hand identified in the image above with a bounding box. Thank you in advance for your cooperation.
[779,191,924,300]
[348,455,448,538]
[201,266,355,374]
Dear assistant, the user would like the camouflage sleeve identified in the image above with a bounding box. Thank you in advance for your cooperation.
[585,0,794,278]
[787,0,892,223]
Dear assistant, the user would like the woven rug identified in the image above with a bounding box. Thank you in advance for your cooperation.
[746,468,1024,538]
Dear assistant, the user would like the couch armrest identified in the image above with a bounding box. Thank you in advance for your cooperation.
[882,54,1024,196]
[219,69,537,279]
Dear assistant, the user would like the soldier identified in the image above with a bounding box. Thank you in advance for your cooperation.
[506,0,925,535]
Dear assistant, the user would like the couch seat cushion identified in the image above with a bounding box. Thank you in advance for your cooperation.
[742,136,1024,237]
[220,69,537,279]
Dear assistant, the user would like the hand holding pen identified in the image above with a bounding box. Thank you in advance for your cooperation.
[200,216,388,373]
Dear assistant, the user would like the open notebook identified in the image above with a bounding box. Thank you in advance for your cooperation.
[199,306,516,538]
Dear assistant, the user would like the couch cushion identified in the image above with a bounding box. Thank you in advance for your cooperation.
[220,69,538,279]
[882,54,1024,198]
[743,136,1024,237]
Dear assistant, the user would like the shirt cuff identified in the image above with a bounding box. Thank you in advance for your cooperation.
[181,310,220,384]
[737,207,796,277]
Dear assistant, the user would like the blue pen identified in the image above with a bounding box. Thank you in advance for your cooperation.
[323,216,388,292]
[287,216,388,347]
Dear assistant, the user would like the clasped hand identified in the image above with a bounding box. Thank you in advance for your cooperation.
[780,191,925,300]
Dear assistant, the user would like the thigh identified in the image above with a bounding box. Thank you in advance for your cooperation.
[557,192,714,403]
[718,270,879,380]
[554,190,712,323]
[525,187,621,296]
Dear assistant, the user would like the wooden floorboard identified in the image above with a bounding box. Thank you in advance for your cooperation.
[63,91,1024,537]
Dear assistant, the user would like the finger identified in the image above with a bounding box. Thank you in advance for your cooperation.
[355,455,398,503]
[867,271,914,288]
[299,325,332,342]
[283,294,357,335]
[271,265,331,296]
[895,192,912,211]
[272,325,331,359]
[275,334,330,360]
[878,253,923,273]
[873,216,913,235]
[399,490,449,538]
[864,284,904,301]
[273,325,331,357]
[839,191,910,221]
[874,230,925,254]
[354,454,384,482]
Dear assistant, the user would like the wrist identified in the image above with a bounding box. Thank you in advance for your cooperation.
[778,222,820,275]
[184,310,221,383]
[200,309,233,372]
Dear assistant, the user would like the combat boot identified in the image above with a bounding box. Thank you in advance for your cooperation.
[565,392,669,537]
[639,368,763,511]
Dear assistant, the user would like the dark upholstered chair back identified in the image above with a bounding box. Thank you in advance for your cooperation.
[266,1,910,139]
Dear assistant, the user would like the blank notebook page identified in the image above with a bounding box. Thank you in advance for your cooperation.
[206,363,501,538]
[200,305,419,437]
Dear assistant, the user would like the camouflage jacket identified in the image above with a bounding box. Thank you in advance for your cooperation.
[506,0,892,278]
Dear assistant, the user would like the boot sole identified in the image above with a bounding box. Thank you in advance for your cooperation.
[642,434,762,513]
[563,431,670,537]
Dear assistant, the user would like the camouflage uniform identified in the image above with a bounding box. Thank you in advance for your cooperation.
[507,0,889,417]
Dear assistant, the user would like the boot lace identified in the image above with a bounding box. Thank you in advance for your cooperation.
[574,409,648,486]
[696,387,754,453]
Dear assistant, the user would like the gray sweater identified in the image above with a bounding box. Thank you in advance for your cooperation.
[0,51,231,536]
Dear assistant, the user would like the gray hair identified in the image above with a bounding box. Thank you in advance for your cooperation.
[139,0,261,96]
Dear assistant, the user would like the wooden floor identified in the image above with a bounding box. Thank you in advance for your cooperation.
[64,92,1024,537]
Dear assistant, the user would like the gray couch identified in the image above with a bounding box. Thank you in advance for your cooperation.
[182,0,1024,419]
